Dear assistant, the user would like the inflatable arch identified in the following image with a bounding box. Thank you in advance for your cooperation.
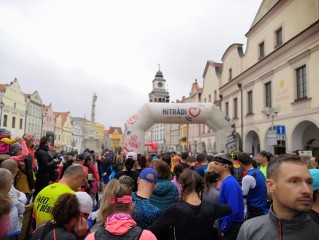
[123,103,237,154]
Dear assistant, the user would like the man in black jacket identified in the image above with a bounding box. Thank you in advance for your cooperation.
[34,136,58,198]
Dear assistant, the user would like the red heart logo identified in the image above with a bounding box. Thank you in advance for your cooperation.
[127,114,138,125]
[189,107,201,118]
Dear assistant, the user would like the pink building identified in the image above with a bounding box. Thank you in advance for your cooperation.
[42,104,55,145]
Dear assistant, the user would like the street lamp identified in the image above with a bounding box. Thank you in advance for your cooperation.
[237,83,244,151]
[262,105,280,131]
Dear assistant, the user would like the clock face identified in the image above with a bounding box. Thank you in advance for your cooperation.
[157,82,163,88]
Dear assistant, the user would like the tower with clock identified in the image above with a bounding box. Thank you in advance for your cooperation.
[149,65,170,103]
[146,65,170,152]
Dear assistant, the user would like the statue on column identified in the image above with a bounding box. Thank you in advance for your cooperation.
[91,92,97,125]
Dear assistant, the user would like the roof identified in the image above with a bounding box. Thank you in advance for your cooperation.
[0,84,7,92]
[247,0,280,35]
[54,112,69,125]
[24,93,30,100]
[109,127,122,134]
[43,105,49,112]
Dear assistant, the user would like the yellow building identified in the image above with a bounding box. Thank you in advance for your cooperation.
[59,112,73,152]
[0,78,26,137]
[94,122,105,150]
[109,127,123,152]
[53,112,63,152]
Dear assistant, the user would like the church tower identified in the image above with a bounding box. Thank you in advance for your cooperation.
[149,65,169,103]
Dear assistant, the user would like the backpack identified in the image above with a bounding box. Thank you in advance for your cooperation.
[95,226,143,240]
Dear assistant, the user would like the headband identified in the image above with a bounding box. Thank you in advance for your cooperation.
[110,195,132,204]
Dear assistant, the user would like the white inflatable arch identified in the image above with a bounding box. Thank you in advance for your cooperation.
[123,103,237,154]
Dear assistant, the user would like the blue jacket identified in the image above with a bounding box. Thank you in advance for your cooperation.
[150,179,179,212]
[219,175,244,233]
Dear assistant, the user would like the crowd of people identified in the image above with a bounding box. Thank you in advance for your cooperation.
[1,130,319,239]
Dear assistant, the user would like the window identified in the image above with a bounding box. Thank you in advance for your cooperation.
[225,102,229,116]
[247,91,253,115]
[12,116,16,128]
[296,65,307,99]
[233,98,238,118]
[3,114,7,127]
[275,27,283,48]
[14,103,16,109]
[259,41,265,59]
[265,82,272,107]
[19,118,23,129]
[214,91,217,102]
[229,68,232,81]
[209,94,212,102]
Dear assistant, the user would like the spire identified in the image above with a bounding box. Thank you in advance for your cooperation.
[155,64,164,79]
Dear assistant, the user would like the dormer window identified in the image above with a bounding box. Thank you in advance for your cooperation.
[259,41,265,60]
[229,68,232,81]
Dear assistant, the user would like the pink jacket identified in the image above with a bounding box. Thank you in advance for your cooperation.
[10,139,28,165]
[0,213,10,238]
[85,214,156,240]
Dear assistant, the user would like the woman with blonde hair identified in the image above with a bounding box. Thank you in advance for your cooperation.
[85,179,156,240]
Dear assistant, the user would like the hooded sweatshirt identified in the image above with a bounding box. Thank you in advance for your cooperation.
[237,205,319,240]
[85,213,156,240]
[150,179,179,212]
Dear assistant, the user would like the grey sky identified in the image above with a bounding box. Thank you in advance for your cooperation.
[0,0,262,128]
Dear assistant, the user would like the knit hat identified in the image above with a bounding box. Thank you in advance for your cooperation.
[10,143,22,156]
[310,169,319,190]
[139,168,158,184]
[0,128,11,136]
[126,151,137,161]
[75,192,93,214]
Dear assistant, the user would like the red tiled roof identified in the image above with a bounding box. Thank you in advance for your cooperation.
[43,105,49,111]
[54,112,69,125]
[0,84,7,92]
[109,127,122,134]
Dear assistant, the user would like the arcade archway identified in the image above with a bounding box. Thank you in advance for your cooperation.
[123,103,236,154]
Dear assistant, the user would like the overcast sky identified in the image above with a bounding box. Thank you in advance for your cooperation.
[0,0,262,129]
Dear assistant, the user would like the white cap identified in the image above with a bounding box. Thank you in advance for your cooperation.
[75,192,93,214]
[126,151,137,161]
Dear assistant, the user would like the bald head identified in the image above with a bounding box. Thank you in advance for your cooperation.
[0,168,12,191]
[63,164,86,177]
[1,159,18,175]
[60,164,87,191]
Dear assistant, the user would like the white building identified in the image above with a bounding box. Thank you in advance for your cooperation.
[24,91,43,141]
[71,117,84,153]
[216,0,319,156]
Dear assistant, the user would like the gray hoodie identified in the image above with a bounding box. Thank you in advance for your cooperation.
[237,206,319,240]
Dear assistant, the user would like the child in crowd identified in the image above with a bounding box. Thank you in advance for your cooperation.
[0,128,18,155]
